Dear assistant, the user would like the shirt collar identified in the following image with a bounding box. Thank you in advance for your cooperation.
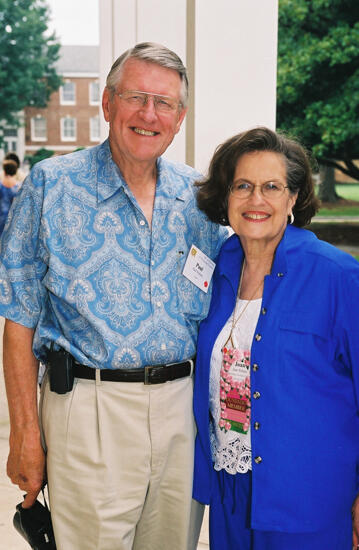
[96,140,125,203]
[95,141,187,205]
[217,225,310,290]
[216,233,244,295]
[155,157,187,202]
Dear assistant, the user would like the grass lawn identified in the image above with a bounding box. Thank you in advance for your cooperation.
[318,205,359,216]
[316,183,359,217]
[336,184,359,201]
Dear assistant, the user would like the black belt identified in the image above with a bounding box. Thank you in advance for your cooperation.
[73,359,194,385]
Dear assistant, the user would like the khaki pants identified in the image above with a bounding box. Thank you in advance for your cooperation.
[40,371,203,550]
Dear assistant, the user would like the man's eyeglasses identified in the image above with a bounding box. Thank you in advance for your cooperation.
[230,180,289,199]
[116,90,182,113]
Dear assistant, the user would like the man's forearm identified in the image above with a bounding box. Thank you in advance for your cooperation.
[3,319,39,430]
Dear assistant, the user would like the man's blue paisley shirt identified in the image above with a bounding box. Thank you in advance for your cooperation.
[0,140,227,369]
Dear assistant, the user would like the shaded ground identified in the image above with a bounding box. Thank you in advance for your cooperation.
[307,198,359,247]
[320,198,359,209]
[308,222,359,246]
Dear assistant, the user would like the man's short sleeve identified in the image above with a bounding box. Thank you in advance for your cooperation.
[0,169,47,328]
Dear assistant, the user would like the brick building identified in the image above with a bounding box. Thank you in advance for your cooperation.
[24,45,100,158]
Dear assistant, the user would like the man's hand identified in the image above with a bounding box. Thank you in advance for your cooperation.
[7,428,45,508]
[352,494,359,548]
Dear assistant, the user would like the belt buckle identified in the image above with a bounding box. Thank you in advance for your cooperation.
[144,364,160,385]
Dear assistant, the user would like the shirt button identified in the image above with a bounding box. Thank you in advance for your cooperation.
[151,260,155,266]
[253,391,261,399]
[261,307,267,315]
[254,456,262,464]
[139,220,146,226]
[252,363,259,372]
[277,272,284,277]
[255,333,262,341]
[254,421,260,430]
[156,301,161,307]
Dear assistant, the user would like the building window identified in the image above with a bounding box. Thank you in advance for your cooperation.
[3,128,17,137]
[31,116,47,141]
[90,115,100,141]
[3,127,18,153]
[60,81,76,104]
[89,81,100,105]
[61,117,76,141]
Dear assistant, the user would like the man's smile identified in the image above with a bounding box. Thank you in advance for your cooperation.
[132,127,159,136]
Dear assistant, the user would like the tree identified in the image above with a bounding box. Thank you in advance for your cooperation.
[0,0,62,141]
[276,0,359,201]
[25,146,54,167]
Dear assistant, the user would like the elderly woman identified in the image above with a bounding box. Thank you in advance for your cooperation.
[193,127,359,549]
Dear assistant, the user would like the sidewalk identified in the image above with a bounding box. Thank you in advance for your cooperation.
[314,215,359,223]
[0,316,209,549]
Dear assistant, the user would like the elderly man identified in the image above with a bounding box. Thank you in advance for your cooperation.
[1,43,226,549]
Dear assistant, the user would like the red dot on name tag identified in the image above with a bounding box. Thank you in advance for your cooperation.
[204,281,208,287]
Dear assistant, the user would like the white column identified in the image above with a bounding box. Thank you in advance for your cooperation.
[99,0,278,172]
[17,113,26,162]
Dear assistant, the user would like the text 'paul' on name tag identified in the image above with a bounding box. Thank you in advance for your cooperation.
[182,245,216,293]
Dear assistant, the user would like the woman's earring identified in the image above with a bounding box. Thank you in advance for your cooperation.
[289,211,294,225]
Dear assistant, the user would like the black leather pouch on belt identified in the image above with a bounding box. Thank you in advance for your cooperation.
[47,348,74,394]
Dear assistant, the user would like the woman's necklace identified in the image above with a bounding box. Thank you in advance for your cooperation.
[223,259,263,349]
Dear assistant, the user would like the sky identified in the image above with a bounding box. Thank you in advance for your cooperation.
[46,0,99,45]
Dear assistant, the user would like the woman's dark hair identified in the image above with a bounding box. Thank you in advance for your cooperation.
[3,159,17,176]
[4,152,20,168]
[196,126,320,227]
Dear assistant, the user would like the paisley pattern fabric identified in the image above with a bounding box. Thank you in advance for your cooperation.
[0,140,226,369]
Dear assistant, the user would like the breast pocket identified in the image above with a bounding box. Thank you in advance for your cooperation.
[279,310,333,371]
[176,273,211,321]
[279,310,330,339]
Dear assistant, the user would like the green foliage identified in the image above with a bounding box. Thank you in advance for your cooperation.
[0,0,62,137]
[277,0,359,181]
[25,147,54,167]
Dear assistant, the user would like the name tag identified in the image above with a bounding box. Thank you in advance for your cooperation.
[182,245,215,293]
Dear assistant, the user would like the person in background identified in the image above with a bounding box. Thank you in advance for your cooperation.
[0,159,20,234]
[0,42,226,550]
[2,152,26,184]
[193,126,359,549]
